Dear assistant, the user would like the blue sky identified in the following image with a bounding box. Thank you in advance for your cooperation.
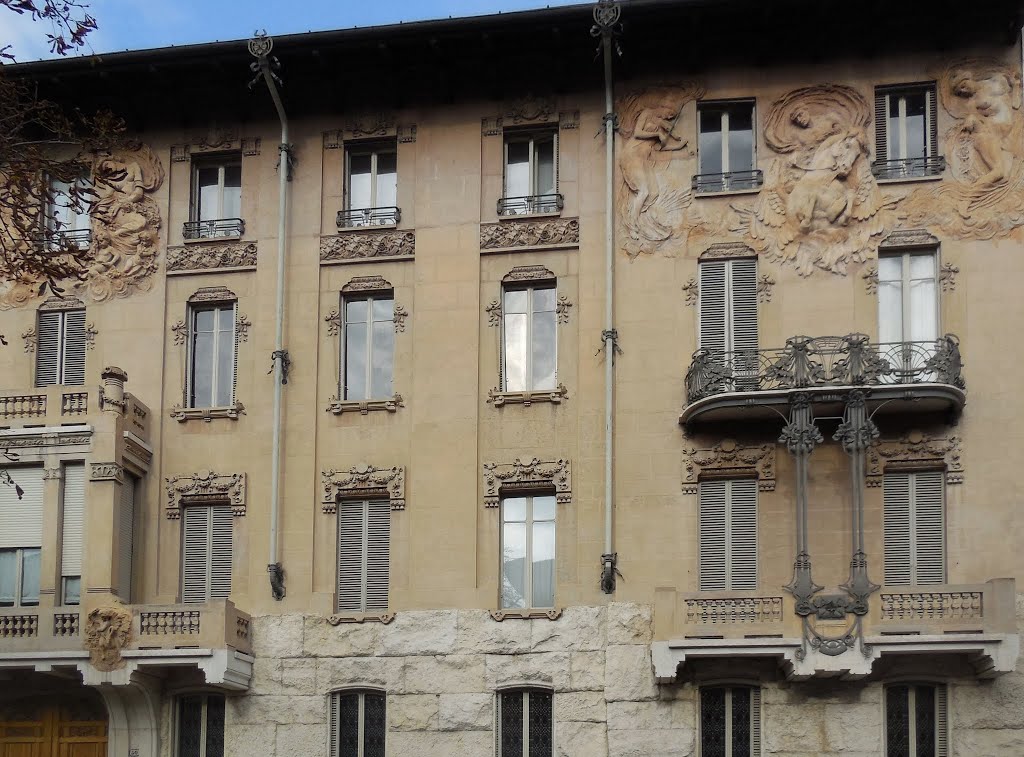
[1,0,585,61]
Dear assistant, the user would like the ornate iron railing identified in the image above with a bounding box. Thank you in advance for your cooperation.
[183,218,245,240]
[692,169,764,194]
[871,155,946,181]
[336,206,401,228]
[497,193,563,216]
[685,334,965,404]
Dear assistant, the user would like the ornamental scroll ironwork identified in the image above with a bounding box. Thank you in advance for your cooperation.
[681,439,776,494]
[482,458,571,508]
[165,470,247,519]
[866,431,964,487]
[321,464,406,511]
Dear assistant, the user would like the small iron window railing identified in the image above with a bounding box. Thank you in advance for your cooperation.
[871,156,946,181]
[336,206,401,229]
[183,218,245,240]
[497,193,563,217]
[692,169,764,194]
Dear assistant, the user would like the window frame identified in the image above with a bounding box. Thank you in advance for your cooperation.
[495,687,554,757]
[174,692,226,757]
[0,547,41,608]
[884,682,948,757]
[345,142,398,212]
[180,502,234,604]
[882,469,946,586]
[185,300,237,410]
[328,688,387,757]
[698,684,762,757]
[500,492,557,610]
[47,170,92,249]
[695,99,759,193]
[189,156,242,223]
[340,291,395,401]
[876,249,939,345]
[336,497,391,614]
[500,128,561,216]
[499,282,558,394]
[874,82,941,181]
[697,478,759,592]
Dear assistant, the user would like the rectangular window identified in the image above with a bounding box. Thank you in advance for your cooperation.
[0,467,44,608]
[497,689,553,757]
[700,686,761,757]
[501,284,557,393]
[874,84,941,180]
[181,504,233,604]
[696,101,759,193]
[60,462,85,606]
[501,131,560,215]
[885,684,948,757]
[116,473,136,602]
[187,158,242,239]
[341,294,394,401]
[501,495,556,610]
[878,252,938,344]
[699,479,758,592]
[187,302,236,409]
[35,308,87,387]
[883,471,945,586]
[343,143,398,227]
[177,694,225,757]
[329,690,386,757]
[336,499,391,613]
[699,258,758,390]
[48,173,92,249]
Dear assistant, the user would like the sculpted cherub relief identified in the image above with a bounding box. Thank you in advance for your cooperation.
[735,84,894,276]
[84,605,133,672]
[901,59,1024,238]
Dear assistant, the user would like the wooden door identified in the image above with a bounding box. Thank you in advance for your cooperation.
[0,698,106,757]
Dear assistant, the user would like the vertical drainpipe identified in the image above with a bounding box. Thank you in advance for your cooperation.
[592,1,621,594]
[249,32,291,600]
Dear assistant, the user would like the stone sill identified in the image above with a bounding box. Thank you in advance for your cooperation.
[182,234,243,245]
[497,210,562,222]
[694,187,762,200]
[487,384,567,407]
[480,242,580,255]
[326,394,404,415]
[320,255,415,267]
[489,608,563,621]
[336,223,399,232]
[327,612,395,625]
[167,265,256,277]
[170,403,246,422]
[877,174,944,186]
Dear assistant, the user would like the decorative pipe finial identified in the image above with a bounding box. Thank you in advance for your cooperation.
[591,0,621,37]
[248,30,273,59]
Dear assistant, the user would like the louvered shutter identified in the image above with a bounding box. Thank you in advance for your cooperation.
[750,687,762,757]
[698,261,727,353]
[35,310,62,387]
[328,693,340,757]
[0,467,44,548]
[912,471,945,584]
[61,463,85,579]
[209,505,233,599]
[116,475,135,601]
[728,479,758,590]
[61,309,87,385]
[729,259,759,389]
[337,500,366,611]
[364,500,390,611]
[883,473,912,585]
[182,506,211,603]
[935,685,949,757]
[875,89,888,162]
[699,481,728,591]
[927,87,939,161]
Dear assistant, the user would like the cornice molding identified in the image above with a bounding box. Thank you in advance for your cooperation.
[482,458,571,508]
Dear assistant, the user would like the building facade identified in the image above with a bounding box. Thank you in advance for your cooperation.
[1,0,1023,754]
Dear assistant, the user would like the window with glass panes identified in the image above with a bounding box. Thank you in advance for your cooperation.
[877,251,938,378]
[497,689,553,757]
[503,131,558,213]
[187,302,236,409]
[48,172,91,247]
[874,84,939,179]
[329,690,386,757]
[700,686,761,757]
[500,494,555,610]
[501,284,557,393]
[697,102,756,191]
[346,144,397,217]
[0,466,43,608]
[341,294,394,401]
[191,159,242,226]
[35,307,87,387]
[177,694,225,757]
[885,684,948,757]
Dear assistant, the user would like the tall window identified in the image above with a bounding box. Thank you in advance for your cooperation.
[181,504,233,603]
[341,294,394,401]
[501,284,557,393]
[187,302,236,409]
[874,84,941,180]
[883,471,945,586]
[116,474,136,602]
[700,686,761,757]
[188,158,242,238]
[501,131,559,215]
[696,102,758,193]
[60,462,85,606]
[35,307,87,387]
[878,252,938,343]
[337,499,390,613]
[885,684,948,757]
[177,694,225,757]
[0,467,44,608]
[48,173,92,249]
[698,479,758,592]
[329,690,386,757]
[344,143,398,227]
[501,495,555,610]
[497,689,553,757]
[699,258,758,390]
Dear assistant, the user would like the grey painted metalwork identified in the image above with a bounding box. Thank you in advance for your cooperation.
[691,168,764,193]
[497,193,564,216]
[870,155,946,180]
[183,218,245,240]
[336,206,401,228]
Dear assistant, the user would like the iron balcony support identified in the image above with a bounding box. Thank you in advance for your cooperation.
[780,392,823,616]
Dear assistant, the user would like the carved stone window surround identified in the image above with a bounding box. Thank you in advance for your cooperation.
[866,430,963,487]
[165,470,247,519]
[487,386,568,407]
[879,229,941,250]
[321,464,406,512]
[489,608,563,621]
[682,439,776,494]
[482,458,572,508]
[481,96,578,135]
[699,242,758,261]
[169,405,246,423]
[326,395,404,416]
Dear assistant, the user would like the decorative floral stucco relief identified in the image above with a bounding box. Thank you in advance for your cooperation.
[866,431,963,487]
[167,241,258,272]
[482,458,571,508]
[320,231,415,262]
[480,218,580,251]
[165,470,247,519]
[321,464,406,511]
[682,439,776,494]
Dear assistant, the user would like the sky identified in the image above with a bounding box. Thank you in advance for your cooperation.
[0,0,586,61]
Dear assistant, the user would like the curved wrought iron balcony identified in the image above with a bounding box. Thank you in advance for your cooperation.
[682,334,965,425]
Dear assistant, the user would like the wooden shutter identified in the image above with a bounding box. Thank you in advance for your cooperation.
[883,473,912,585]
[935,685,949,757]
[35,310,62,387]
[728,479,758,591]
[912,471,945,584]
[698,261,727,353]
[61,463,85,579]
[927,86,939,160]
[209,505,233,599]
[328,693,340,757]
[337,501,366,611]
[364,500,390,611]
[874,88,888,162]
[182,506,210,603]
[0,467,44,548]
[750,687,762,757]
[729,259,759,389]
[61,309,87,385]
[116,475,135,601]
[699,480,728,591]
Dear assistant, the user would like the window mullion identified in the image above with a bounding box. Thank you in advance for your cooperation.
[211,308,220,407]
[525,498,534,608]
[216,165,225,219]
[528,139,536,196]
[365,297,375,397]
[370,152,378,208]
[901,254,913,342]
[721,111,730,173]
[525,288,534,391]
[898,96,909,161]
